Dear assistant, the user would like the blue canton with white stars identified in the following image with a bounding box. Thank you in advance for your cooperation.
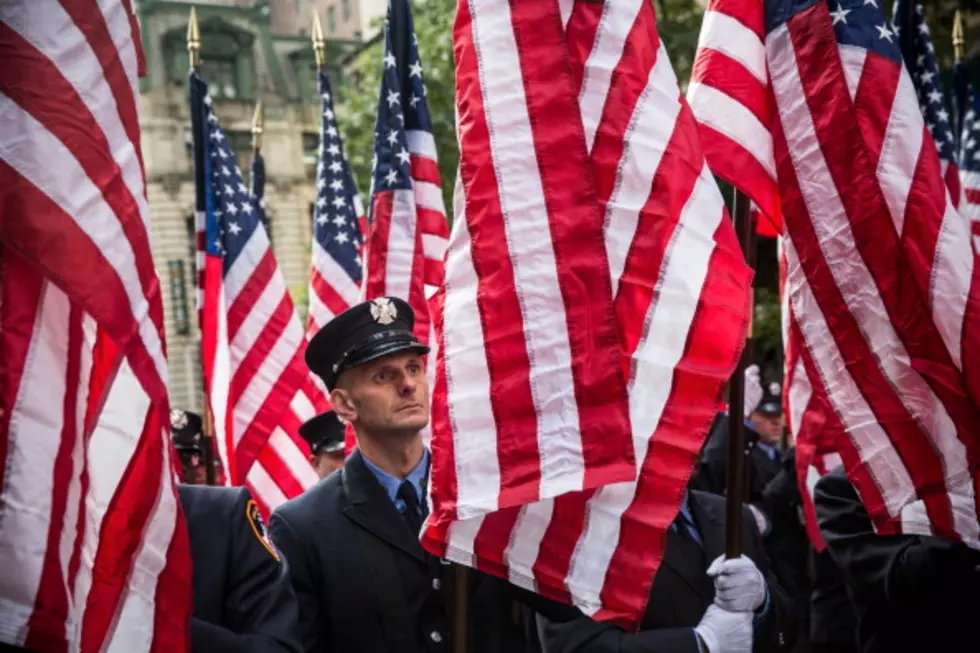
[198,82,264,273]
[892,0,956,163]
[825,0,901,63]
[314,71,364,282]
[370,0,433,211]
[957,75,980,173]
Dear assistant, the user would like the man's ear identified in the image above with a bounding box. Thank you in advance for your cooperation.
[331,388,358,423]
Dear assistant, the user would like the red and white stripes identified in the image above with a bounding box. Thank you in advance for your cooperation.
[423,0,750,628]
[0,1,191,648]
[364,132,449,347]
[688,0,781,229]
[428,0,636,521]
[770,3,980,546]
[204,208,323,515]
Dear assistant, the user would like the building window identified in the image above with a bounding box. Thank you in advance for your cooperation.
[167,260,191,336]
[327,6,336,33]
[200,58,239,99]
[302,131,319,176]
[342,0,351,21]
[185,215,197,260]
[161,22,254,98]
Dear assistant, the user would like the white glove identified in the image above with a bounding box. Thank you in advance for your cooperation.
[707,554,767,612]
[694,604,753,653]
[743,364,763,418]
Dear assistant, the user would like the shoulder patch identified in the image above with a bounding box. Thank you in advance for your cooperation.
[246,499,281,562]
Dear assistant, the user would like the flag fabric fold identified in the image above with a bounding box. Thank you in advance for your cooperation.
[689,0,782,233]
[954,62,980,254]
[307,69,366,338]
[423,0,751,628]
[697,0,980,547]
[362,0,449,349]
[190,73,322,515]
[893,0,963,208]
[0,1,192,648]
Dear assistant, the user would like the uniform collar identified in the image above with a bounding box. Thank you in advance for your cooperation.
[677,491,695,525]
[361,448,429,506]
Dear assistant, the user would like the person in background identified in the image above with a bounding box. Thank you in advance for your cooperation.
[760,449,813,653]
[171,408,208,485]
[299,410,347,479]
[170,410,303,653]
[695,377,785,520]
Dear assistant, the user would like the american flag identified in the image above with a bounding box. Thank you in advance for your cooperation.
[361,0,449,349]
[190,72,322,516]
[423,0,752,628]
[307,69,365,338]
[699,0,980,547]
[954,62,980,254]
[688,0,782,231]
[0,1,192,649]
[779,242,843,550]
[893,0,963,207]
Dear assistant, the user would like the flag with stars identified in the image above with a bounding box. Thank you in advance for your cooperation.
[690,0,980,550]
[893,0,962,208]
[954,61,980,255]
[190,70,321,515]
[361,0,449,350]
[307,70,366,344]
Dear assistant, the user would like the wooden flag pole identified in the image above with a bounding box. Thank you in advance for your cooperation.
[725,189,756,558]
[201,391,218,486]
[452,565,469,653]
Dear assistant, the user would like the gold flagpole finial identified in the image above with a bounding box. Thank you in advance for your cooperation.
[187,6,201,70]
[312,10,326,69]
[252,100,265,154]
[953,10,966,64]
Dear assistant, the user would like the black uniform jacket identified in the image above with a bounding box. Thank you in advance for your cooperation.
[270,450,547,653]
[760,449,810,599]
[178,484,302,653]
[814,467,980,653]
[695,414,783,504]
[539,490,795,653]
[808,547,857,653]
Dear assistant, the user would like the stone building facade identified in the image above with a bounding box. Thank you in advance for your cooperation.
[134,0,362,411]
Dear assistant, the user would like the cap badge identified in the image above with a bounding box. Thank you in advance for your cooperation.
[170,409,188,430]
[370,297,398,325]
[769,382,781,395]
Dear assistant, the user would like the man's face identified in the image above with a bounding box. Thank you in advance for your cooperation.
[750,411,784,445]
[311,451,346,479]
[331,351,429,437]
[179,451,208,485]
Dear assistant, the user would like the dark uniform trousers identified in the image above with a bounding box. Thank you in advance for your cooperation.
[269,450,537,653]
[760,449,814,653]
[178,484,302,652]
[538,490,796,653]
[814,467,980,653]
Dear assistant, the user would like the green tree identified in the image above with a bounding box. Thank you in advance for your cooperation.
[655,0,707,87]
[337,0,458,220]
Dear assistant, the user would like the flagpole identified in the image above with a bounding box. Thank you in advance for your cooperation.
[252,100,264,156]
[312,9,327,70]
[953,10,965,64]
[188,7,217,486]
[725,189,755,558]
